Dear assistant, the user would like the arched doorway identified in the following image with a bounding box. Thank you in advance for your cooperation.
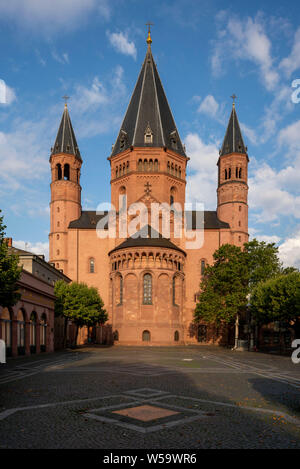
[0,308,12,356]
[40,313,47,352]
[142,330,151,342]
[17,309,26,355]
[30,312,37,353]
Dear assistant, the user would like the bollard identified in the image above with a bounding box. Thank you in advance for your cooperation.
[0,339,6,364]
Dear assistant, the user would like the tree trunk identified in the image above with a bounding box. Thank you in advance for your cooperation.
[63,317,68,348]
[234,314,239,349]
[74,324,79,347]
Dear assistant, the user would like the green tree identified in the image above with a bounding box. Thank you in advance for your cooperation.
[243,239,282,293]
[194,244,249,326]
[0,210,22,308]
[54,281,107,346]
[251,271,300,338]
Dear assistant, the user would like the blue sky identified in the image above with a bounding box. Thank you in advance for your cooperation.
[1,0,300,267]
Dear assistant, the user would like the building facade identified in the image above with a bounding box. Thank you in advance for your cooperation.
[49,34,249,346]
[0,242,71,357]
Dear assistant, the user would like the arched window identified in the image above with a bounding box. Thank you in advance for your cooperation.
[228,168,231,179]
[138,159,143,171]
[144,159,148,171]
[116,167,118,178]
[114,330,119,341]
[56,163,62,180]
[239,168,242,178]
[236,167,238,178]
[40,314,47,351]
[143,273,152,304]
[154,159,158,171]
[201,259,206,275]
[225,169,227,180]
[149,159,153,171]
[167,162,170,173]
[179,168,181,178]
[30,312,37,352]
[142,330,151,342]
[172,276,176,305]
[17,309,25,353]
[0,308,12,351]
[170,194,174,206]
[174,330,179,342]
[64,164,70,181]
[126,161,129,173]
[90,258,95,273]
[118,275,123,305]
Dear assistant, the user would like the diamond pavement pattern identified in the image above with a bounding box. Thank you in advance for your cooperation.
[112,404,179,421]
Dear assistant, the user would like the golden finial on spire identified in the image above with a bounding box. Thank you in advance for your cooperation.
[146,22,153,45]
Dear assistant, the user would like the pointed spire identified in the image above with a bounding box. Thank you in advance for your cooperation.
[111,36,186,158]
[220,101,247,156]
[51,104,81,160]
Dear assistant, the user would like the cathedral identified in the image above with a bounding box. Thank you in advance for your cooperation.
[49,32,249,345]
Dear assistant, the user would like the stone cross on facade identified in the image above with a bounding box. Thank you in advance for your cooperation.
[144,182,152,195]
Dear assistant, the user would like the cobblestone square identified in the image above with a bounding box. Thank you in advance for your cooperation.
[1,346,300,448]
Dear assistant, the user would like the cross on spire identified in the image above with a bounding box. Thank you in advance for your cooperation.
[230,94,237,106]
[62,95,70,107]
[144,182,152,195]
[146,22,154,45]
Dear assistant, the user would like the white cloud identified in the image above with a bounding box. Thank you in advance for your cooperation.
[0,0,110,34]
[0,80,17,105]
[278,120,300,152]
[198,95,219,118]
[249,160,300,222]
[0,119,49,190]
[280,27,300,77]
[185,133,219,208]
[13,240,49,260]
[71,66,126,138]
[51,50,69,64]
[212,15,279,91]
[107,31,137,60]
[279,231,300,269]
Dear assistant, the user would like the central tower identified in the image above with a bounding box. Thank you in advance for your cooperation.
[108,31,188,220]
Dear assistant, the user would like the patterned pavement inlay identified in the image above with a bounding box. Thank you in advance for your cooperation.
[112,404,179,421]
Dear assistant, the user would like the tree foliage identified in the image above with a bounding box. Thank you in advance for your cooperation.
[243,239,281,293]
[54,280,108,344]
[251,272,300,335]
[194,244,249,325]
[194,239,285,326]
[0,210,22,308]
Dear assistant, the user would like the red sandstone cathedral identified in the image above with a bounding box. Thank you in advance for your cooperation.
[49,32,249,345]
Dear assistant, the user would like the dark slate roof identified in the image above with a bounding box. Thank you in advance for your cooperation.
[220,104,247,156]
[109,225,186,255]
[68,211,108,229]
[185,211,230,230]
[68,210,229,230]
[111,42,186,158]
[51,104,81,160]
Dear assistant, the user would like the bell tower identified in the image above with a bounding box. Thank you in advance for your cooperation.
[108,29,188,234]
[49,102,82,274]
[217,100,249,246]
